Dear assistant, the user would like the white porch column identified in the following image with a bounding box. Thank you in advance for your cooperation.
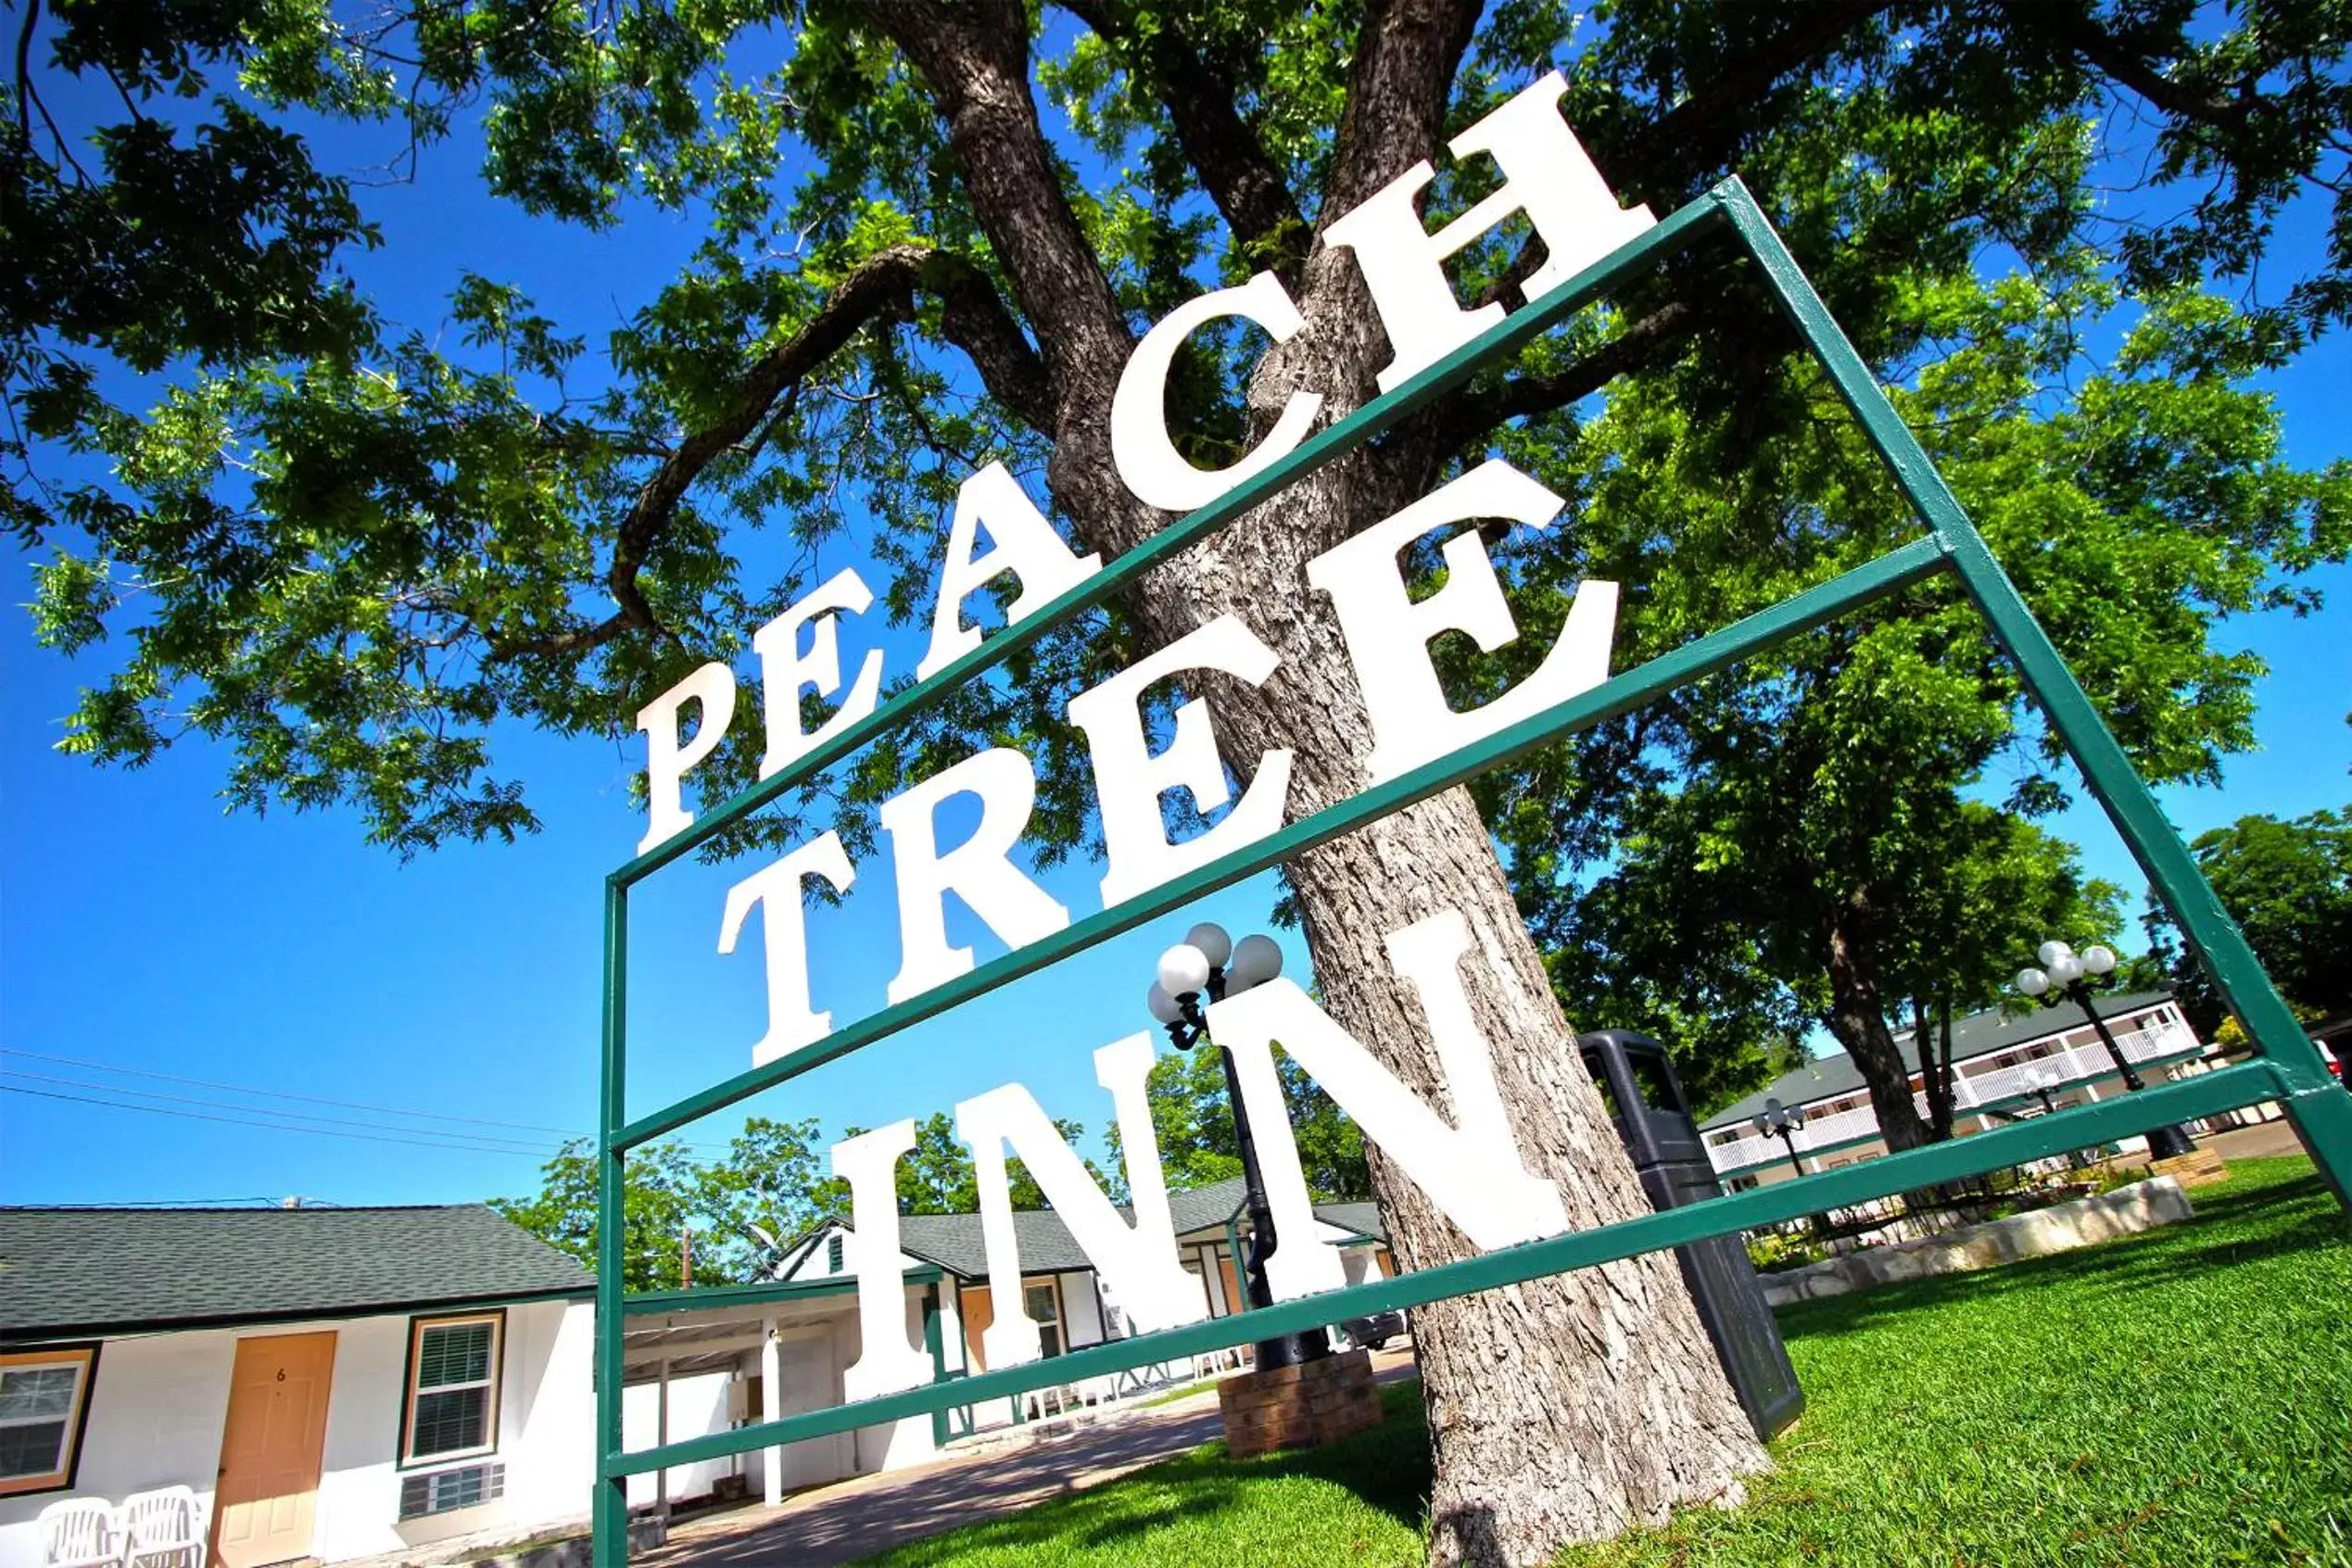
[760,1319,782,1507]
[656,1357,671,1532]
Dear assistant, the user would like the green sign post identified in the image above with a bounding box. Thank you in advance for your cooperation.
[589,176,2352,1567]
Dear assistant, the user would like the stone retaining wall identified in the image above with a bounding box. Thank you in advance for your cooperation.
[1759,1175,2194,1307]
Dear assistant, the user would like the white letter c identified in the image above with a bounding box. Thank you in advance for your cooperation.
[1111,272,1323,512]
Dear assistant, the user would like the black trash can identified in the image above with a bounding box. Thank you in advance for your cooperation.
[1579,1028,1805,1440]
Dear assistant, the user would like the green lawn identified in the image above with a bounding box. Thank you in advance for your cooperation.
[854,1155,2351,1567]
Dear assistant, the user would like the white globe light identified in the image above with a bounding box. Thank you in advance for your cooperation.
[1145,982,1185,1025]
[1157,942,1211,999]
[2081,944,2117,977]
[2048,953,2083,985]
[2017,967,2050,996]
[1183,921,1233,969]
[2037,940,2075,968]
[1227,933,1284,991]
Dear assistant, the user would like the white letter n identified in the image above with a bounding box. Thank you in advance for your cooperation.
[1205,907,1568,1301]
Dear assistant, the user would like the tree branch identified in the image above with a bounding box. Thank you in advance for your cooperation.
[486,243,1047,662]
[1318,0,1486,229]
[2020,2,2251,134]
[1058,0,1307,272]
[1428,300,1700,454]
[1464,1,1901,314]
[860,0,1132,406]
[1612,1,1904,204]
[856,0,1165,557]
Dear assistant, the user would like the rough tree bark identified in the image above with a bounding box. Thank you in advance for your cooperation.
[859,2,1769,1562]
[1824,892,1932,1153]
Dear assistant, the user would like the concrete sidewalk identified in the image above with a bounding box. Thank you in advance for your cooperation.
[645,1347,1419,1568]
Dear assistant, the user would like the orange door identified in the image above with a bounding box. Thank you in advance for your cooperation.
[1219,1257,1244,1316]
[211,1332,337,1568]
[958,1287,993,1371]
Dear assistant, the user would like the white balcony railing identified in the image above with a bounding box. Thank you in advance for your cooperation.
[1701,1014,2203,1173]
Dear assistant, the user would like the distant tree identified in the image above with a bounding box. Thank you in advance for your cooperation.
[1878,810,2127,1140]
[491,1139,704,1292]
[2146,806,2352,1035]
[491,1108,1105,1284]
[1108,1043,1372,1202]
[873,1109,1104,1215]
[695,1116,841,1263]
[495,1115,835,1285]
[1481,261,2346,1159]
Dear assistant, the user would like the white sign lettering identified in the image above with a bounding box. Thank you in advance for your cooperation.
[639,79,1641,1086]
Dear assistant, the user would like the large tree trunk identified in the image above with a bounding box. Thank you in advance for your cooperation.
[867,6,1767,1560]
[1106,247,1764,1565]
[1823,892,1931,1153]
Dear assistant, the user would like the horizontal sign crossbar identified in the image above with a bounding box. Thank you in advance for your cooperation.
[616,533,1952,1149]
[601,1056,2297,1477]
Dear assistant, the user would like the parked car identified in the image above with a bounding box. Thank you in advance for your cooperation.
[1334,1310,1406,1351]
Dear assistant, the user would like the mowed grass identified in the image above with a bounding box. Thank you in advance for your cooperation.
[1557,1154,2352,1567]
[853,1378,1432,1567]
[853,1155,2352,1567]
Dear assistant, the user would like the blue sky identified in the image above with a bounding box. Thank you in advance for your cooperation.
[4,51,2347,1209]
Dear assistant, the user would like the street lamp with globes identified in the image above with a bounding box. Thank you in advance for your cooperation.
[1148,921,1329,1372]
[1753,1096,1809,1181]
[2014,940,2196,1160]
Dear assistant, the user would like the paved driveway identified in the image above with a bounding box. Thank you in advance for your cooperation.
[646,1348,1418,1568]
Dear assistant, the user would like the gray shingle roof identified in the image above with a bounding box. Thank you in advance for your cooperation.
[862,1177,1388,1280]
[1311,1201,1387,1243]
[1699,992,2181,1132]
[0,1205,593,1342]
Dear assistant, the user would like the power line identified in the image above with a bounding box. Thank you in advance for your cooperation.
[25,1197,284,1208]
[0,1047,740,1154]
[1,1083,568,1158]
[0,1047,587,1135]
[0,1069,564,1154]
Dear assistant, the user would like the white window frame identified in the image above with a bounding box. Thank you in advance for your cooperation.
[0,1346,97,1498]
[402,1312,503,1466]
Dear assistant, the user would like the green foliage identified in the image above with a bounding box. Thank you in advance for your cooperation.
[9,0,2352,871]
[2147,805,2352,1033]
[890,1109,1105,1215]
[1740,1230,1827,1275]
[489,1114,839,1290]
[489,1136,706,1293]
[1106,1043,1372,1203]
[1482,247,2345,1139]
[488,1106,1109,1286]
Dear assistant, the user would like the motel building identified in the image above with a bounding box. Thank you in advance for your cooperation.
[767,1173,1396,1427]
[609,1174,1395,1529]
[1697,990,2235,1186]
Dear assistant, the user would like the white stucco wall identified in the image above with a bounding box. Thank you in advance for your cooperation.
[0,1298,593,1568]
[1056,1272,1106,1349]
[622,1372,736,1509]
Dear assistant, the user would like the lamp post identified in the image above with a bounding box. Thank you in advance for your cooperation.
[2015,941,2196,1160]
[2022,1062,2063,1118]
[2021,1062,2091,1170]
[1754,1096,1808,1180]
[1147,921,1329,1371]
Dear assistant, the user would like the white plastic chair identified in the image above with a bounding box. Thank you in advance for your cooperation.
[118,1487,205,1568]
[37,1498,120,1568]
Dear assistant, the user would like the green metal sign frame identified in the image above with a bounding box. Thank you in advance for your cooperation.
[590,175,2352,1565]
